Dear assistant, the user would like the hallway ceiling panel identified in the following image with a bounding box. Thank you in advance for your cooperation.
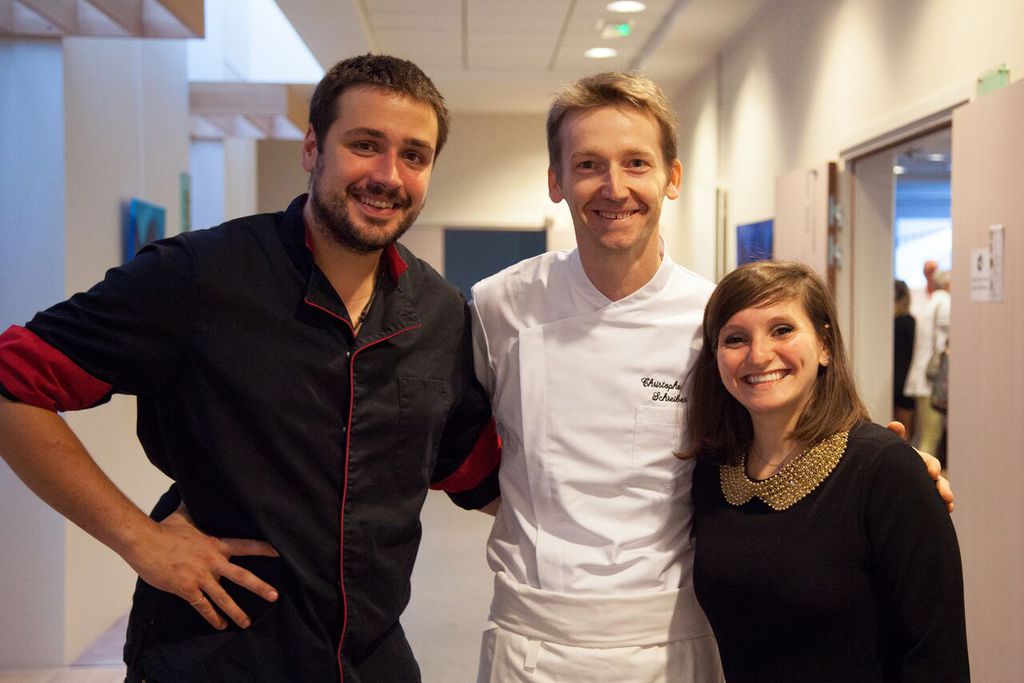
[276,0,769,113]
[0,0,203,38]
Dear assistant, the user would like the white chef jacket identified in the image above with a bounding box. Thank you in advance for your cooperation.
[470,249,714,596]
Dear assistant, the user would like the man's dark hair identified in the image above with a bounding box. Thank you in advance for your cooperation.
[308,54,451,158]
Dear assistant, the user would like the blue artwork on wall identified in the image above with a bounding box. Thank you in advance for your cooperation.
[124,199,166,263]
[737,219,773,265]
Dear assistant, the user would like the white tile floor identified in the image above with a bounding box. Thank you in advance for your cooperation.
[0,613,127,682]
[0,491,494,683]
[0,668,124,683]
[405,490,495,682]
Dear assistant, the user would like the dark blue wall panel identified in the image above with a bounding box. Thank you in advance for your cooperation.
[444,229,547,300]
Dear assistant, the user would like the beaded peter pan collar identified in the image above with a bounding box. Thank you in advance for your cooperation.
[719,430,849,511]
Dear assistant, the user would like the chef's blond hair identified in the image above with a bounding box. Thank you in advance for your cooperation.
[546,71,678,180]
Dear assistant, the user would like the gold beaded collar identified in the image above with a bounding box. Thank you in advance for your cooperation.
[719,430,849,511]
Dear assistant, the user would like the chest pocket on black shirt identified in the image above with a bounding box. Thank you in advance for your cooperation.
[397,376,451,473]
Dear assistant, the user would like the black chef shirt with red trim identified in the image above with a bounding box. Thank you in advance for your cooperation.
[0,195,500,681]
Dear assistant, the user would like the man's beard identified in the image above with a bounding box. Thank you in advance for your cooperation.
[309,156,420,253]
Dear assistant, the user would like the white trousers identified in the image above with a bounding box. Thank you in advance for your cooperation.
[476,572,724,683]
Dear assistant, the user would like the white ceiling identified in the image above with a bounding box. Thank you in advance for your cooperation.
[275,0,769,114]
[0,0,203,38]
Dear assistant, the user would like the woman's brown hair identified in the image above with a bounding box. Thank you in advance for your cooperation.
[685,261,869,465]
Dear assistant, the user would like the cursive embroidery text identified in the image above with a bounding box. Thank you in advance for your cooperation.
[642,377,686,403]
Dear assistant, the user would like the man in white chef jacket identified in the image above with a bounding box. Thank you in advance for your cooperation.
[471,71,724,682]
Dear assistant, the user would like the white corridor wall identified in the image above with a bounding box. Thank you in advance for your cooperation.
[0,36,188,666]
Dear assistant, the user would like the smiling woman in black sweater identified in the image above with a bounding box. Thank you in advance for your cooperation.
[685,261,968,682]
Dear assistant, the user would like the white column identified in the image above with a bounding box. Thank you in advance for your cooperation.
[0,37,69,667]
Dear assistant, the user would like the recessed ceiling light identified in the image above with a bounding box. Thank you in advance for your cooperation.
[893,165,906,175]
[585,47,618,59]
[607,1,646,12]
[926,153,946,162]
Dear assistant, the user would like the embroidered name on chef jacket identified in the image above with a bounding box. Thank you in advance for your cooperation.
[641,377,687,403]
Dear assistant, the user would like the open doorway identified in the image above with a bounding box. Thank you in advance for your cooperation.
[893,128,953,291]
[846,125,952,468]
[892,128,952,466]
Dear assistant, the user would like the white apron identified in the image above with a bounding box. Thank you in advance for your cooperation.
[477,573,722,682]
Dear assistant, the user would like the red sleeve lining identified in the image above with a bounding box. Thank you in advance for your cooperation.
[431,417,501,493]
[0,325,112,411]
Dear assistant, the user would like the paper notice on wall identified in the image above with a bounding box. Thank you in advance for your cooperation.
[990,224,1005,302]
[970,248,991,302]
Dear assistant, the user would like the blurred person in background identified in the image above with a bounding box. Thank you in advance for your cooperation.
[904,269,950,461]
[893,280,916,438]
